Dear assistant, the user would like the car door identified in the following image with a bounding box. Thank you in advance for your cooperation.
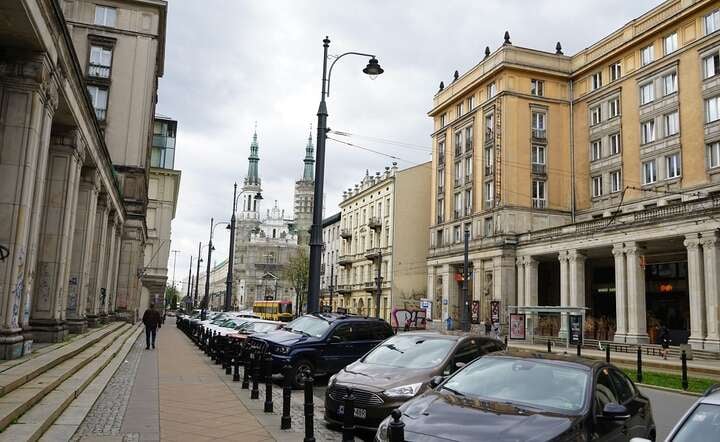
[591,367,625,441]
[350,323,377,360]
[609,368,650,439]
[324,323,354,373]
[443,339,478,375]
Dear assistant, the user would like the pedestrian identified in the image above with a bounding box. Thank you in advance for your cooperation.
[446,314,454,331]
[142,303,162,350]
[484,318,491,336]
[659,325,671,360]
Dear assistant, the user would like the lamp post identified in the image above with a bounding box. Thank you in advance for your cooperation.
[194,242,203,308]
[307,36,384,313]
[461,228,470,332]
[201,218,229,320]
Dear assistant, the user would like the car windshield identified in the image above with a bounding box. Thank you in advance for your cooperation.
[362,335,454,369]
[284,316,330,338]
[672,403,720,442]
[252,323,279,333]
[441,356,589,413]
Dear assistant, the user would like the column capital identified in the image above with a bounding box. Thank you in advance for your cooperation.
[0,54,59,111]
[624,242,643,256]
[701,230,720,248]
[524,256,538,268]
[684,233,702,251]
[558,250,569,262]
[568,249,586,264]
[516,257,524,266]
[611,243,625,257]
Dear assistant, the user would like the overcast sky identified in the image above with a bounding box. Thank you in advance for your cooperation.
[157,0,662,291]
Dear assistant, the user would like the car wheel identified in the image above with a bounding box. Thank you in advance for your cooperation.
[292,359,314,389]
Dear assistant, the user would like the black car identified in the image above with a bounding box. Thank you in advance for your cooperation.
[375,351,656,441]
[325,332,505,430]
[247,313,394,387]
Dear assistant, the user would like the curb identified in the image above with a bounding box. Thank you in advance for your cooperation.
[635,382,702,397]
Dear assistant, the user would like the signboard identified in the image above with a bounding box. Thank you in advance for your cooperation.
[510,313,526,340]
[490,301,500,324]
[337,307,348,314]
[569,314,583,345]
[471,300,480,324]
[420,299,432,320]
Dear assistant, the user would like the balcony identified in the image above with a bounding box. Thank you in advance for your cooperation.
[532,198,547,209]
[338,255,353,267]
[88,63,110,79]
[436,215,444,224]
[485,129,494,144]
[465,175,472,184]
[532,163,546,175]
[455,146,462,156]
[368,216,382,231]
[465,142,473,153]
[364,247,382,260]
[532,129,547,140]
[453,210,461,220]
[336,284,352,294]
[363,280,379,292]
[484,165,494,176]
[483,199,494,209]
[454,178,462,187]
[340,228,352,239]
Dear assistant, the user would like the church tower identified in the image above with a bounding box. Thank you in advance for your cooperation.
[241,127,262,219]
[293,128,315,246]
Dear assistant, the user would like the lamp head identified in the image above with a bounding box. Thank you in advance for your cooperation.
[363,57,384,79]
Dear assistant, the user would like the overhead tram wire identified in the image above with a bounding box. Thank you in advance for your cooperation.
[326,136,420,164]
[331,130,433,152]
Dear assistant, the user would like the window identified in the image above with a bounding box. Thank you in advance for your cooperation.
[440,113,447,127]
[487,82,497,98]
[591,72,602,90]
[641,120,655,144]
[94,5,117,27]
[666,153,681,179]
[464,189,472,215]
[595,369,619,412]
[436,199,444,223]
[664,111,679,137]
[454,161,462,185]
[467,95,475,111]
[454,131,463,155]
[608,98,620,118]
[663,33,678,55]
[88,45,112,78]
[456,102,464,118]
[484,114,494,139]
[592,176,603,197]
[640,45,654,66]
[532,144,545,165]
[643,160,657,184]
[640,83,654,105]
[610,170,622,193]
[704,53,720,79]
[484,181,493,205]
[532,180,546,208]
[610,62,622,82]
[531,79,544,96]
[610,133,621,155]
[709,142,720,169]
[465,157,472,180]
[706,96,720,122]
[454,192,462,219]
[437,168,445,189]
[484,147,493,169]
[465,127,473,151]
[453,225,461,242]
[591,140,602,161]
[663,73,677,96]
[151,119,176,168]
[483,217,493,237]
[705,10,720,35]
[87,85,108,121]
[590,106,601,126]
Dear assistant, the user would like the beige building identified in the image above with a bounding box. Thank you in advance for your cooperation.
[0,0,170,358]
[335,163,431,321]
[320,212,341,307]
[428,0,720,350]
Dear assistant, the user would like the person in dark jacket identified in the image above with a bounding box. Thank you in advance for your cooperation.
[659,325,671,360]
[142,303,162,350]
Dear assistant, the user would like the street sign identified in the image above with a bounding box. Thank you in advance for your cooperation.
[569,314,583,345]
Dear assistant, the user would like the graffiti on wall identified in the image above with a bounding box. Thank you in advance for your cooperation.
[391,308,427,330]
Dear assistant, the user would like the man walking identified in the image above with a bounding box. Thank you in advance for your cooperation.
[142,303,162,350]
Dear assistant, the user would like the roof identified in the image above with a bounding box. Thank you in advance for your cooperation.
[308,312,388,323]
[700,384,720,405]
[322,212,341,227]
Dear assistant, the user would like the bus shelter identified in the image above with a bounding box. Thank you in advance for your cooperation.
[508,305,591,351]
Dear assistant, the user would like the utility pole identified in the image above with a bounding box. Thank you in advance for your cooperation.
[461,228,470,332]
[202,218,214,320]
[194,242,202,307]
[328,264,335,312]
[225,183,237,312]
[375,250,383,318]
[171,250,180,289]
[186,256,193,310]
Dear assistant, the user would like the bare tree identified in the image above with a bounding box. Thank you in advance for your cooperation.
[283,247,309,316]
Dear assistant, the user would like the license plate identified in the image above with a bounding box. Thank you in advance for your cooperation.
[337,405,367,419]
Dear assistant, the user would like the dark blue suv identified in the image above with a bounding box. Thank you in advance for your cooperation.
[247,313,394,387]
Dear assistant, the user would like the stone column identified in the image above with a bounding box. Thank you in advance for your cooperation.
[30,131,85,342]
[107,223,122,317]
[439,264,450,322]
[701,231,720,351]
[0,54,58,358]
[516,258,525,307]
[99,212,118,322]
[685,234,707,349]
[558,251,570,338]
[115,221,145,322]
[612,244,627,342]
[492,253,516,332]
[426,265,436,317]
[625,242,649,344]
[86,194,109,327]
[568,250,586,308]
[66,168,100,334]
[472,260,484,324]
[524,256,538,337]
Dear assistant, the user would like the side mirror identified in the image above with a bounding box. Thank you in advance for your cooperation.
[430,376,445,388]
[601,403,630,420]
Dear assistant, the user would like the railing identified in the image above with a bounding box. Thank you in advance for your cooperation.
[363,281,377,292]
[483,199,493,209]
[532,163,546,175]
[438,153,445,165]
[453,210,461,220]
[465,142,473,153]
[336,284,352,294]
[464,207,473,217]
[532,199,547,209]
[436,215,444,224]
[455,146,462,156]
[437,185,444,195]
[88,63,110,79]
[454,178,461,187]
[532,129,546,140]
[338,255,353,266]
[364,248,381,260]
[368,216,382,230]
[340,228,352,239]
[484,165,494,176]
[485,129,494,143]
[94,108,107,121]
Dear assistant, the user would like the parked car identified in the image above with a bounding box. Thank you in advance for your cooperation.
[247,313,394,388]
[375,351,656,442]
[325,332,505,430]
[206,317,259,336]
[227,320,284,343]
[631,384,720,442]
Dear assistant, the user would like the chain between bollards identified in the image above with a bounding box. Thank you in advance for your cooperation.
[342,388,355,442]
[303,369,315,442]
[264,352,273,413]
[281,364,292,430]
[637,346,643,383]
[681,350,689,390]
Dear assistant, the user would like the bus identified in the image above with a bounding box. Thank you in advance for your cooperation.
[253,300,293,322]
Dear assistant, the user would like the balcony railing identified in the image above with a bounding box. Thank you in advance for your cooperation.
[340,228,352,239]
[465,142,473,153]
[532,163,546,175]
[94,108,107,121]
[483,199,494,209]
[454,178,462,187]
[464,207,473,217]
[363,280,378,292]
[453,210,461,220]
[437,185,444,195]
[455,146,462,156]
[485,129,494,144]
[364,247,381,260]
[336,284,352,294]
[532,129,547,140]
[465,175,472,184]
[532,198,547,209]
[484,165,494,176]
[338,255,353,266]
[88,63,110,79]
[368,216,382,230]
[436,215,444,224]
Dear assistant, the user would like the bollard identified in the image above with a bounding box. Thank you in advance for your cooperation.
[605,344,610,363]
[233,355,241,382]
[225,348,233,375]
[242,349,250,389]
[504,335,508,346]
[281,364,292,430]
[681,350,689,390]
[576,343,581,357]
[547,340,552,353]
[637,346,643,383]
[251,351,260,400]
[264,352,273,413]
[303,369,316,442]
[342,388,355,442]
[389,409,405,442]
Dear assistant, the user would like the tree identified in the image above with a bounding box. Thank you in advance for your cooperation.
[165,285,180,310]
[282,247,309,316]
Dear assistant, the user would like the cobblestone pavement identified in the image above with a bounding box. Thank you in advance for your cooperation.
[71,332,146,441]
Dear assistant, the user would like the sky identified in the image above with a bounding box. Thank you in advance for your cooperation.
[157,0,662,291]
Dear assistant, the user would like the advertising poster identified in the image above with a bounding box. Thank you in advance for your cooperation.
[569,314,583,345]
[490,301,500,324]
[510,313,526,340]
[471,301,480,324]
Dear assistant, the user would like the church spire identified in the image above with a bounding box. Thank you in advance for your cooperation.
[245,123,260,186]
[302,124,315,181]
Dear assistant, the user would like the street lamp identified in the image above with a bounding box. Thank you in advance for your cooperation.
[225,183,262,312]
[201,218,229,319]
[307,36,383,313]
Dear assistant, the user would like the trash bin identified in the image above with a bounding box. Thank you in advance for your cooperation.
[679,344,693,360]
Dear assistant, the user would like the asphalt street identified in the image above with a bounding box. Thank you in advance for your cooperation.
[639,386,697,441]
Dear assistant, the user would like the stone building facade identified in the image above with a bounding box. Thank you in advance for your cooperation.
[320,212,341,307]
[0,0,171,358]
[428,0,720,350]
[293,131,315,246]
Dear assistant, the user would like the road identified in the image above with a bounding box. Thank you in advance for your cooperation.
[639,386,697,440]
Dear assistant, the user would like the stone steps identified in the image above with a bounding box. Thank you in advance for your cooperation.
[0,322,125,398]
[0,323,134,437]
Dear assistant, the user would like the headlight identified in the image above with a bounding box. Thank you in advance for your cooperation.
[383,382,423,398]
[273,345,289,354]
[328,373,338,386]
[375,416,391,442]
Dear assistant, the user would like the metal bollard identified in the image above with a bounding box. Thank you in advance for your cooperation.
[242,349,250,389]
[389,409,405,442]
[681,350,689,390]
[605,344,610,363]
[576,343,581,357]
[264,352,273,413]
[233,355,241,382]
[547,340,552,353]
[303,369,315,442]
[225,347,233,375]
[251,351,260,400]
[281,364,292,430]
[637,346,643,383]
[342,388,355,442]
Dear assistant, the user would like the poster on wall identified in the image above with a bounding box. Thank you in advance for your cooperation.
[569,314,583,345]
[490,301,500,324]
[510,313,526,340]
[420,299,432,320]
[471,301,480,324]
